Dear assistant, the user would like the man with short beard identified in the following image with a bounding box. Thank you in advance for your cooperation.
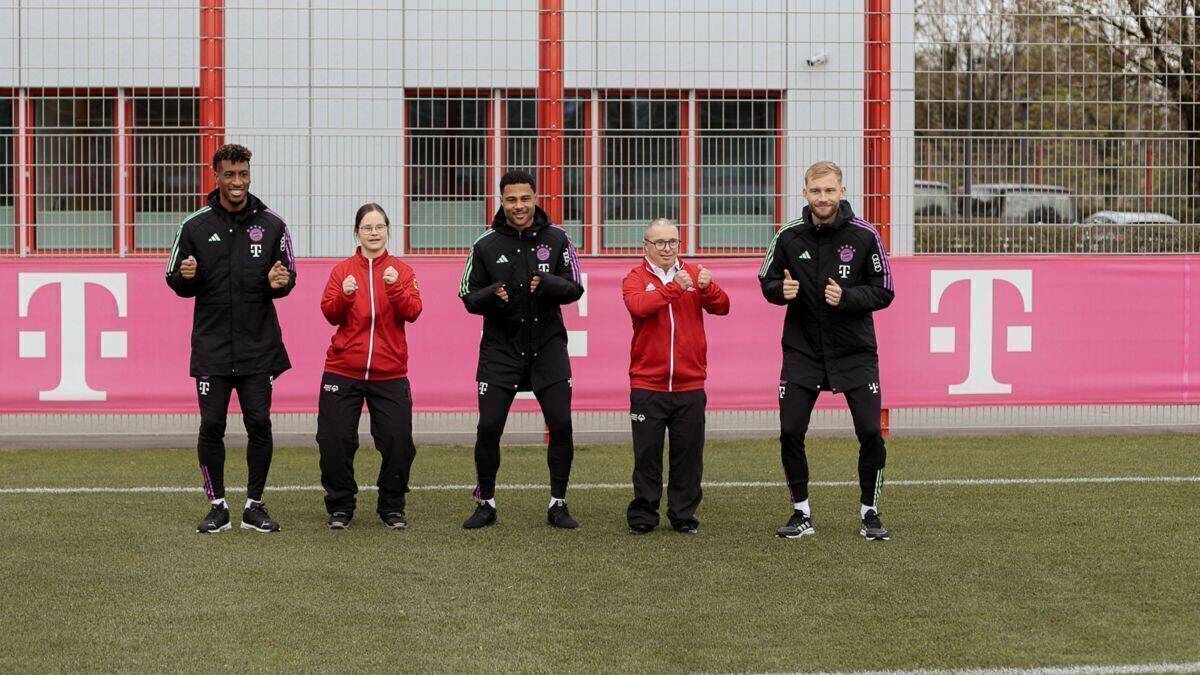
[759,160,895,542]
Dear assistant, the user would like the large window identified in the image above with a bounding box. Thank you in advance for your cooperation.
[1,91,199,254]
[406,92,489,251]
[34,96,115,250]
[133,95,199,250]
[602,95,683,250]
[698,96,781,250]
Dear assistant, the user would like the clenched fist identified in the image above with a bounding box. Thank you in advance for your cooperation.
[529,274,541,294]
[697,264,712,290]
[383,266,399,285]
[268,261,290,290]
[495,283,509,303]
[782,269,799,301]
[343,274,358,296]
[674,268,694,291]
[180,255,197,280]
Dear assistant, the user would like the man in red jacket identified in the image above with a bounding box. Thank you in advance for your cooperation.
[621,218,730,534]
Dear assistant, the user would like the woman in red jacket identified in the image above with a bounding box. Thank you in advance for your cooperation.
[317,203,423,530]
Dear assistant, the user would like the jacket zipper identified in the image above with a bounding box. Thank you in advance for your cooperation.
[667,300,676,393]
[365,258,376,380]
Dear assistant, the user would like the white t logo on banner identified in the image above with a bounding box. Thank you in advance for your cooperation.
[18,273,128,401]
[929,270,1033,395]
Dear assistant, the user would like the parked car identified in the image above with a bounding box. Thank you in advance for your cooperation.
[1082,210,1180,225]
[914,180,955,217]
[967,183,1077,223]
[1079,210,1181,252]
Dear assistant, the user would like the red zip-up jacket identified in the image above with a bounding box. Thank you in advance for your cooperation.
[321,248,422,380]
[622,259,731,393]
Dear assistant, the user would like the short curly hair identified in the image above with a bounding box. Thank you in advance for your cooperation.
[212,143,253,171]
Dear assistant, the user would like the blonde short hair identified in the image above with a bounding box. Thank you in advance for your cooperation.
[804,160,843,185]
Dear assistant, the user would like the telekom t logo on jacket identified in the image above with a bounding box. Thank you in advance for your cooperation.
[929,270,1033,395]
[17,273,128,401]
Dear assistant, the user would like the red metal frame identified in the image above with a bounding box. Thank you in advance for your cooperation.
[16,94,34,254]
[537,0,565,225]
[199,0,225,200]
[864,0,891,252]
[114,94,136,253]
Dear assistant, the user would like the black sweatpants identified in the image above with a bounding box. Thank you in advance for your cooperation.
[779,380,887,508]
[473,377,573,501]
[315,372,416,516]
[627,388,707,530]
[196,373,274,502]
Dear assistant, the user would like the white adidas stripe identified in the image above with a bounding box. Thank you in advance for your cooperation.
[1,475,1196,495]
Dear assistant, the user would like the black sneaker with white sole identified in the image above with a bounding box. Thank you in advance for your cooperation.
[776,510,815,539]
[328,511,352,530]
[241,502,281,532]
[860,510,891,541]
[381,512,407,530]
[197,504,231,533]
[673,523,699,535]
[463,502,497,529]
[547,501,579,529]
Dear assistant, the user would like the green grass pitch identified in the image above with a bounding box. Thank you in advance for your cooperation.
[1,434,1197,672]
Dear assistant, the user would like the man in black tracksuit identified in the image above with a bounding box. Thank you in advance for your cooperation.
[759,160,895,541]
[458,170,585,530]
[166,144,296,535]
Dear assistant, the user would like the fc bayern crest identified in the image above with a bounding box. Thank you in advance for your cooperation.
[249,225,265,242]
[536,244,551,261]
[838,244,855,262]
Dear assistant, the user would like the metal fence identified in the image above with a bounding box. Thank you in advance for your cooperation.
[1,1,1198,258]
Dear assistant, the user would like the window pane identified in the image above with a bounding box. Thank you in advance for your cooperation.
[34,96,114,250]
[698,98,779,251]
[134,95,200,250]
[603,97,681,250]
[0,100,13,249]
[407,93,488,251]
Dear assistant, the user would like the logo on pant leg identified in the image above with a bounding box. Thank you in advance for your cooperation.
[630,412,646,422]
[779,381,787,399]
[198,380,210,396]
[322,383,339,393]
[869,382,880,395]
[478,382,488,396]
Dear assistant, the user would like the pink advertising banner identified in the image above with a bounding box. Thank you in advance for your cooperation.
[2,256,1197,413]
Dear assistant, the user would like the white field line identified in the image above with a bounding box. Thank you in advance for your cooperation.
[793,660,1200,675]
[1,475,1198,495]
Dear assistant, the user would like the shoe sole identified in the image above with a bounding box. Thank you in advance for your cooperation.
[860,529,890,541]
[777,528,815,539]
[197,522,232,534]
[328,522,349,530]
[240,522,280,533]
[383,522,408,530]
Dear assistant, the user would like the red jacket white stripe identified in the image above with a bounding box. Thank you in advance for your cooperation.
[622,259,731,393]
[321,248,422,380]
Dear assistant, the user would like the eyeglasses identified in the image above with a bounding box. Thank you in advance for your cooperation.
[358,224,389,234]
[644,238,680,251]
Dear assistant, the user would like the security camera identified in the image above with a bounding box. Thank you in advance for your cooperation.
[806,51,829,67]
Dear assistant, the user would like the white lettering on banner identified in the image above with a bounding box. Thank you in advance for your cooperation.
[18,273,128,401]
[250,244,262,258]
[929,270,1033,395]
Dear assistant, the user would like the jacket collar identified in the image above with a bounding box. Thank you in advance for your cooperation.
[644,257,682,284]
[801,199,856,233]
[206,189,266,222]
[354,246,390,264]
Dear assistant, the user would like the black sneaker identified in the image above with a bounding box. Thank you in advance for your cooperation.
[861,510,891,541]
[776,510,815,539]
[547,501,579,529]
[328,511,352,530]
[673,523,699,535]
[463,502,497,529]
[241,502,281,532]
[629,523,654,535]
[381,512,407,530]
[196,504,231,533]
